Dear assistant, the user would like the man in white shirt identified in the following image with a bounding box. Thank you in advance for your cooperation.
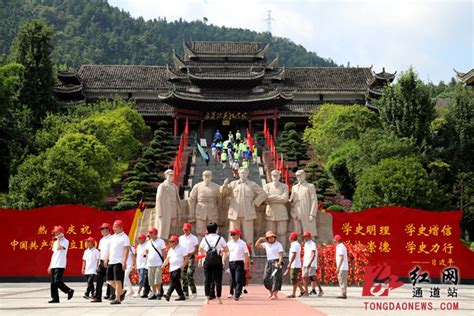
[255,231,284,300]
[91,222,112,303]
[198,222,228,305]
[302,231,323,297]
[82,237,99,299]
[105,220,130,305]
[334,234,348,299]
[48,225,74,303]
[224,228,249,301]
[163,235,189,301]
[145,227,166,300]
[179,223,199,298]
[135,233,150,298]
[284,232,304,298]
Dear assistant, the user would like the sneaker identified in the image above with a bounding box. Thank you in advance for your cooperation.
[110,300,121,304]
[217,298,222,304]
[175,296,186,301]
[108,296,116,301]
[234,296,239,301]
[67,290,74,300]
[103,296,110,300]
[336,295,347,299]
[90,298,102,303]
[190,293,197,299]
[227,294,233,298]
[148,295,157,300]
[243,289,248,294]
[48,300,60,303]
[165,294,170,302]
[140,294,148,298]
[310,289,317,295]
[119,290,127,301]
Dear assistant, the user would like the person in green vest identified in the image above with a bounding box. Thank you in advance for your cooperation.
[239,142,247,158]
[233,151,240,163]
[221,149,228,169]
[242,159,249,169]
[252,146,258,164]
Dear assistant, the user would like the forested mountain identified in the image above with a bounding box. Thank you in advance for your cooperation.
[0,0,339,68]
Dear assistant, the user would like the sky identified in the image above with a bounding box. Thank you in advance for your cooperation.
[108,0,473,83]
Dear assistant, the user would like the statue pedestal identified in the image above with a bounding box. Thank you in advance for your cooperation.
[316,211,334,243]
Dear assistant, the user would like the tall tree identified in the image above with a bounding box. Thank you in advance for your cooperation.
[376,67,435,146]
[12,19,57,124]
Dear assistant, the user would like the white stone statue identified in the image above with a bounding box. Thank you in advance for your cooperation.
[220,167,267,244]
[289,169,318,236]
[188,170,221,239]
[155,169,182,239]
[263,170,289,249]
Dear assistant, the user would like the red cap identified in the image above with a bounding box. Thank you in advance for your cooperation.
[137,233,146,239]
[169,235,179,242]
[99,223,111,229]
[52,226,64,234]
[289,232,298,241]
[182,223,192,230]
[86,237,95,242]
[229,228,241,236]
[113,220,123,227]
[148,227,158,234]
[302,231,312,238]
[334,234,343,242]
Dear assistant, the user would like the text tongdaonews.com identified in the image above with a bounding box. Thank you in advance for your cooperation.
[363,301,459,311]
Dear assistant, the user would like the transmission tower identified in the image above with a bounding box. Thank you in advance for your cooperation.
[265,10,274,34]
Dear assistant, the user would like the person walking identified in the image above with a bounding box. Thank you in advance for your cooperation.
[135,233,150,298]
[145,227,166,300]
[105,220,130,305]
[302,231,323,297]
[179,223,199,299]
[255,231,284,300]
[284,232,305,298]
[224,228,250,301]
[123,244,136,297]
[198,222,228,305]
[82,237,99,299]
[91,223,113,303]
[334,235,348,299]
[48,225,74,303]
[163,235,188,301]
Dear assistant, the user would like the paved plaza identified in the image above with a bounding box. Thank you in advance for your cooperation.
[0,283,473,316]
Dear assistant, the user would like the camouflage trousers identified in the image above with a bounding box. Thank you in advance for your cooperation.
[181,256,197,295]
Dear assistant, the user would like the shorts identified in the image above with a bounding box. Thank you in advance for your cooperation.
[290,268,301,285]
[138,268,147,287]
[106,263,124,281]
[148,266,163,285]
[302,267,317,278]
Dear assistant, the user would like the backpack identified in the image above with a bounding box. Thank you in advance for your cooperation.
[204,236,222,265]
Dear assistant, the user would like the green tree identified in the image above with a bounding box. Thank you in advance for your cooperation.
[8,133,114,208]
[376,67,435,145]
[278,122,308,166]
[352,157,443,211]
[12,19,57,123]
[304,104,379,160]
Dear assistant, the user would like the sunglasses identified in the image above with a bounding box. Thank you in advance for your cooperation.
[169,240,177,243]
[230,233,237,236]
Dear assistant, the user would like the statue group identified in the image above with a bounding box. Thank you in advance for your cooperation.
[154,168,319,246]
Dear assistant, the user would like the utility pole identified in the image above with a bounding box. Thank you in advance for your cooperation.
[265,10,274,34]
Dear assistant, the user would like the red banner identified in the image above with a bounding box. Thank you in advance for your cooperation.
[0,205,136,277]
[329,206,474,281]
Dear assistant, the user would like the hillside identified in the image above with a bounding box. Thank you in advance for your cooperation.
[1,0,339,68]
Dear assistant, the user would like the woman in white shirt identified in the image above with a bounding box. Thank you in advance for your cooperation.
[255,230,284,300]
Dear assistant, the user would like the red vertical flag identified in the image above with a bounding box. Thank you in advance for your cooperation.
[247,129,255,152]
[263,118,267,138]
[184,117,189,148]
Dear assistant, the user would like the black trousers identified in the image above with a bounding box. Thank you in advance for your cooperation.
[85,274,95,296]
[167,268,185,298]
[204,263,223,298]
[50,268,72,301]
[229,261,245,298]
[95,261,114,299]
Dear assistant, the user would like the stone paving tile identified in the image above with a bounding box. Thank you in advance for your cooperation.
[0,283,473,315]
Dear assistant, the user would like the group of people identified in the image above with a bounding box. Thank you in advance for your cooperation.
[210,129,257,177]
[47,219,349,304]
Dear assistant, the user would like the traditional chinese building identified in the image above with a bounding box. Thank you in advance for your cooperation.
[54,41,394,137]
[454,68,474,88]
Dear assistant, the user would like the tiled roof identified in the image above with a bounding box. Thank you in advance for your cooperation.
[77,65,170,90]
[279,102,321,116]
[191,41,262,55]
[284,67,373,91]
[133,99,174,116]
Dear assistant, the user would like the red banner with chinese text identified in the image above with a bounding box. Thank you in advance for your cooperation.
[0,205,136,277]
[329,206,474,281]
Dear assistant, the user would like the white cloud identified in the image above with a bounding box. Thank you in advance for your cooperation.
[109,0,473,82]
